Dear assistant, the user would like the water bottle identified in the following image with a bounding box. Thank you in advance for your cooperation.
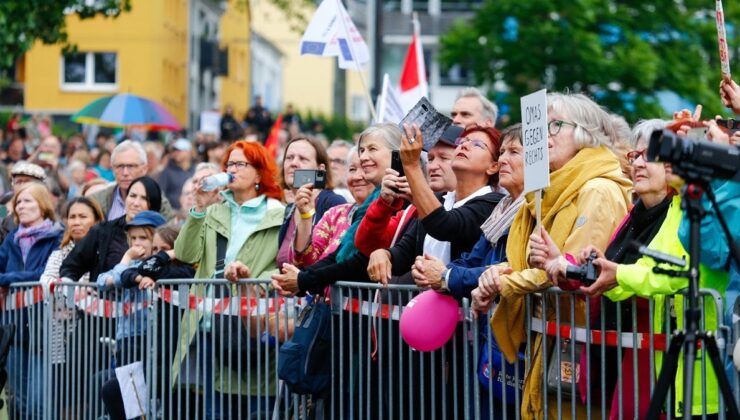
[201,172,234,192]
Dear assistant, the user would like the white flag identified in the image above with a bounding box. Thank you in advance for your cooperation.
[300,0,370,70]
[376,73,405,124]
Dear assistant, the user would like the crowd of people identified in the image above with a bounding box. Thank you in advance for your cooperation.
[0,79,739,419]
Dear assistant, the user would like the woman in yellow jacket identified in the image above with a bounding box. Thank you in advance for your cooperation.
[532,119,729,417]
[471,92,632,419]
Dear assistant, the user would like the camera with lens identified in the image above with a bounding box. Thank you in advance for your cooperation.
[565,251,600,285]
[648,129,740,182]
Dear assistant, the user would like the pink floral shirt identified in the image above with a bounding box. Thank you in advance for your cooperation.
[291,203,355,267]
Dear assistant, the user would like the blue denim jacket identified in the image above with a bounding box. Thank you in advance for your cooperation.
[97,260,147,340]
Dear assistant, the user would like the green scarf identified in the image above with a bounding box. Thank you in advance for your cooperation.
[336,186,381,262]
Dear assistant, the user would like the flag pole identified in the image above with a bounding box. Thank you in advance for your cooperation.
[336,0,378,121]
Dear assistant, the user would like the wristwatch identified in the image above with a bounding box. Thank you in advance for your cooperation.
[438,268,451,292]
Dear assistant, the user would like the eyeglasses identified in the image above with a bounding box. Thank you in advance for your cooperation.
[112,163,142,172]
[225,161,251,170]
[626,149,647,165]
[454,137,490,151]
[547,120,577,137]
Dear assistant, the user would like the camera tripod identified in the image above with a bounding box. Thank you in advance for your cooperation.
[647,181,740,419]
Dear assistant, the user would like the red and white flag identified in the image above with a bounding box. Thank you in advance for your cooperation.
[398,15,428,113]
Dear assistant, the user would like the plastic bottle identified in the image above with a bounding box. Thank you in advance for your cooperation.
[201,172,234,192]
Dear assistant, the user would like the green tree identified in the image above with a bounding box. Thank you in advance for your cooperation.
[440,0,740,122]
[0,0,131,70]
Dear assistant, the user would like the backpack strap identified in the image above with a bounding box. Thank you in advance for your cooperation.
[214,232,228,279]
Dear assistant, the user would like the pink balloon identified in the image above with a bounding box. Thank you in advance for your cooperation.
[400,290,460,352]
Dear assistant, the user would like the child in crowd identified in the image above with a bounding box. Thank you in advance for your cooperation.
[97,215,195,420]
[119,224,195,289]
[96,210,166,346]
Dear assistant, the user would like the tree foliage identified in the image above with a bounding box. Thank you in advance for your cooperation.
[440,0,740,122]
[0,0,131,69]
[236,0,314,33]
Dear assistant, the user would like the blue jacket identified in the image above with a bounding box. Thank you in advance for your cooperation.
[446,230,509,300]
[0,222,64,286]
[679,180,740,331]
[97,260,147,340]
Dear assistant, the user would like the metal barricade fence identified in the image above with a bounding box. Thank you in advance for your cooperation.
[529,287,733,420]
[152,279,302,420]
[0,280,738,419]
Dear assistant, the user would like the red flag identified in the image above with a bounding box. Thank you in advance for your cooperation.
[264,113,283,159]
[398,16,428,112]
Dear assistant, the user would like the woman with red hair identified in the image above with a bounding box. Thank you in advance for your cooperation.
[175,139,284,280]
[171,140,285,417]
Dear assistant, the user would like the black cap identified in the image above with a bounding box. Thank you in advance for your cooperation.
[434,125,464,148]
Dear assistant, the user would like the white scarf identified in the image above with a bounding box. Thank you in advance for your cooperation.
[480,194,525,245]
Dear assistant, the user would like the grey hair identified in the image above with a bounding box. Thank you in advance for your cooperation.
[345,146,359,166]
[457,87,499,125]
[328,139,354,152]
[547,93,613,149]
[195,162,220,173]
[111,140,147,166]
[630,119,667,149]
[143,142,164,160]
[66,159,86,174]
[358,123,402,151]
[608,114,632,149]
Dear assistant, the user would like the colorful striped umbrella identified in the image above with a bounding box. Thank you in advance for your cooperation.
[71,93,181,131]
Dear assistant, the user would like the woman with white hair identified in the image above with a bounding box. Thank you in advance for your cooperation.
[271,123,402,295]
[471,92,632,419]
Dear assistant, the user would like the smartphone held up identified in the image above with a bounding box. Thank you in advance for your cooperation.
[292,169,327,189]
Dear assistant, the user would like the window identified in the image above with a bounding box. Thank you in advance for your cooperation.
[350,94,370,122]
[61,52,117,91]
[440,63,473,86]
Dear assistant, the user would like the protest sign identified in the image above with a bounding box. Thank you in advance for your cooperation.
[521,89,549,226]
[199,110,221,136]
[716,0,732,80]
[521,89,550,193]
[115,361,148,419]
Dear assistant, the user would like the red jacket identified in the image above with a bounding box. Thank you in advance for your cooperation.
[354,197,416,256]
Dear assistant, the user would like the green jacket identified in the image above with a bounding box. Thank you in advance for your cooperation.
[171,197,284,395]
[605,194,727,416]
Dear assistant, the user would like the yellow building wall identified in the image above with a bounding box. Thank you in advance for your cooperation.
[220,0,251,119]
[250,0,369,118]
[24,0,189,125]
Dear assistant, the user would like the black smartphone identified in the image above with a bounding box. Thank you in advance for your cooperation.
[391,150,405,178]
[716,118,740,134]
[292,169,326,189]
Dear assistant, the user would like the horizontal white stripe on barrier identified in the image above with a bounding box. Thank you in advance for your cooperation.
[0,286,44,310]
[2,286,301,318]
[341,297,465,321]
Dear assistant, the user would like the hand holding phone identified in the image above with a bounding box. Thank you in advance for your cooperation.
[391,150,405,178]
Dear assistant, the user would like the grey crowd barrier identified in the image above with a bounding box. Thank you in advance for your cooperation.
[0,280,736,419]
